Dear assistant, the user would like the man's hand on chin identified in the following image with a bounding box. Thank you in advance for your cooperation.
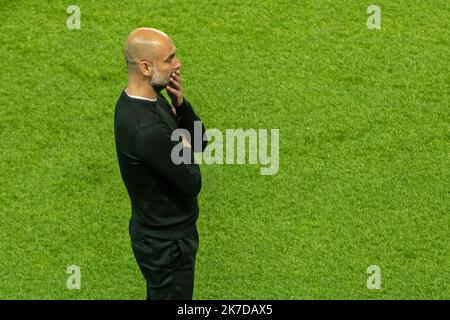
[166,70,184,107]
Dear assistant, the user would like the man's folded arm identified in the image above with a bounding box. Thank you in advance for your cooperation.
[135,122,202,197]
[175,99,208,153]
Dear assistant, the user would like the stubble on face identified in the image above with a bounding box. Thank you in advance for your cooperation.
[150,63,170,93]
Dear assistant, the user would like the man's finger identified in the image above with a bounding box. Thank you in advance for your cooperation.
[166,84,181,96]
[172,72,182,82]
[171,74,182,85]
[170,77,181,89]
[166,85,176,93]
[181,134,191,148]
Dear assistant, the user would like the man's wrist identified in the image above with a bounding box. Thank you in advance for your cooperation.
[175,97,188,111]
[176,97,184,107]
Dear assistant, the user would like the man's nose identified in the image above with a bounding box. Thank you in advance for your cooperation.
[173,57,181,70]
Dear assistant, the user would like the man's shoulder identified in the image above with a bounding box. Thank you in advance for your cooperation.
[115,91,162,133]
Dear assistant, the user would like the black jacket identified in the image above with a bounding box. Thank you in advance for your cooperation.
[114,90,207,239]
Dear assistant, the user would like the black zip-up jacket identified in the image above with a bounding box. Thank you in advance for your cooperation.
[114,90,207,240]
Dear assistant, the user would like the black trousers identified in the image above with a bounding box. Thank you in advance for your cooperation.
[129,218,199,300]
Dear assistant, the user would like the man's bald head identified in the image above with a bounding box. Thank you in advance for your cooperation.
[124,27,172,74]
[124,27,181,94]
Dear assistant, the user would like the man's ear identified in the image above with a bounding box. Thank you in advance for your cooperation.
[139,61,153,77]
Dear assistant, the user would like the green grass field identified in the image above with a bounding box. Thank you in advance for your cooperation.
[0,0,448,299]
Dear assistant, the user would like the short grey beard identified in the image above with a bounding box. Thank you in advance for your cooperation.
[150,64,169,93]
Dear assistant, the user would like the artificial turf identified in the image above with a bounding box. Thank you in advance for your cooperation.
[0,0,448,299]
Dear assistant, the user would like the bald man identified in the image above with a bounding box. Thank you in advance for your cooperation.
[114,28,208,300]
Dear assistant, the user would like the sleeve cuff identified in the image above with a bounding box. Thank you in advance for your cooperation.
[175,98,195,118]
